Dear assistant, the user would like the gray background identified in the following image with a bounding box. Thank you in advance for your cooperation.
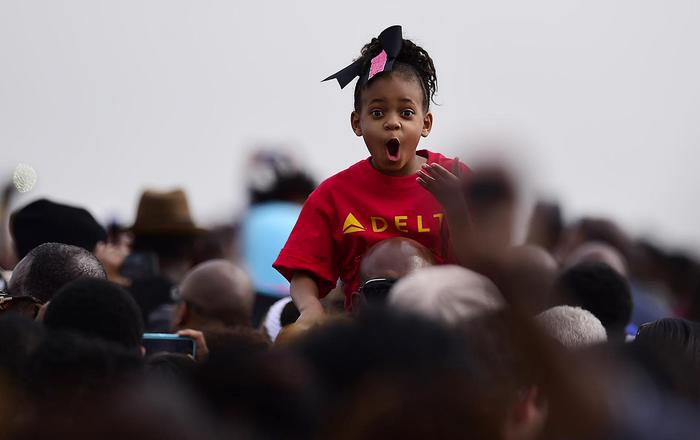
[2,0,698,250]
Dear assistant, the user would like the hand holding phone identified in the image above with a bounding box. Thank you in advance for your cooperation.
[142,333,196,358]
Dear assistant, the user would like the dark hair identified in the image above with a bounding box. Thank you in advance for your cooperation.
[280,300,301,327]
[635,318,700,369]
[9,242,107,303]
[131,234,195,263]
[21,330,142,403]
[625,319,700,402]
[145,352,196,386]
[44,278,144,350]
[250,173,316,205]
[553,262,632,343]
[353,38,437,112]
[296,309,495,439]
[0,314,45,379]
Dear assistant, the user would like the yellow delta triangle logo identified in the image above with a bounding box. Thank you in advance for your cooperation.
[342,213,366,234]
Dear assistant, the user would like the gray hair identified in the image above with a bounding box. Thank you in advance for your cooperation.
[536,305,607,348]
[388,265,504,326]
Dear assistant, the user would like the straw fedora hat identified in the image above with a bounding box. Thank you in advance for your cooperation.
[131,189,204,235]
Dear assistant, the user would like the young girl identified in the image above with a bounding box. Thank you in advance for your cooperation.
[273,25,468,325]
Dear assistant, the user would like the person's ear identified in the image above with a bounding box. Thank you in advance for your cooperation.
[350,291,365,314]
[421,111,433,137]
[171,303,188,330]
[351,111,363,136]
[140,346,146,357]
[35,302,49,322]
[503,386,548,440]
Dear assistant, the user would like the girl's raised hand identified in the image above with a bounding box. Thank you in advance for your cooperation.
[417,158,466,212]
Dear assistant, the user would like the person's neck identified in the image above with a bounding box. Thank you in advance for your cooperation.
[373,154,427,177]
[159,260,191,283]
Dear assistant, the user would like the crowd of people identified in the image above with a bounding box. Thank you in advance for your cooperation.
[0,156,698,439]
[2,25,700,440]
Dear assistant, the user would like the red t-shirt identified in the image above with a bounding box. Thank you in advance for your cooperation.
[273,149,464,308]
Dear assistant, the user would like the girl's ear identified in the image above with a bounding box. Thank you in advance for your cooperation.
[421,111,433,137]
[351,111,363,136]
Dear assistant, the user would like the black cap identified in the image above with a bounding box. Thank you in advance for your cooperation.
[10,199,107,259]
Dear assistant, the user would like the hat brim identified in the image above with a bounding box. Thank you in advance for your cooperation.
[129,224,207,236]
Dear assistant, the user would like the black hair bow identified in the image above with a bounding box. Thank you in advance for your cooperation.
[322,25,403,89]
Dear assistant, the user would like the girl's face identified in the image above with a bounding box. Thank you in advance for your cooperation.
[351,73,433,176]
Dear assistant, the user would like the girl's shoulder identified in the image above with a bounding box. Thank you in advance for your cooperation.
[318,157,374,186]
[423,150,471,174]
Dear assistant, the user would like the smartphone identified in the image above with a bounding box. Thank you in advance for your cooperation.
[142,333,196,357]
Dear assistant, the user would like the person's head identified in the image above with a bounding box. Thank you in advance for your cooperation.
[0,314,45,380]
[388,265,504,326]
[553,262,632,343]
[536,306,607,349]
[246,150,317,205]
[129,189,203,278]
[635,318,700,370]
[458,165,519,274]
[10,198,107,260]
[555,217,631,265]
[628,318,700,402]
[347,27,437,176]
[494,245,558,315]
[43,278,144,352]
[297,308,496,439]
[172,259,255,331]
[8,242,107,304]
[526,201,564,253]
[353,237,435,308]
[22,330,143,404]
[562,241,628,277]
[460,311,551,440]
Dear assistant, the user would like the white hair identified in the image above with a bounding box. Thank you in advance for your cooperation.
[536,306,607,348]
[388,265,504,326]
[261,296,294,343]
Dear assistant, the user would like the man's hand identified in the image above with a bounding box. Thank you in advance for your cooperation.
[177,328,209,361]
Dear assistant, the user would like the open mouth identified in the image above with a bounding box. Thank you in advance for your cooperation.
[385,138,400,162]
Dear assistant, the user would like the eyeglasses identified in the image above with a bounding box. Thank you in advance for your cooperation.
[0,292,43,319]
[358,278,397,304]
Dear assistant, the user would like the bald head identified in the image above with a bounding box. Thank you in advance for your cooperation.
[9,242,106,303]
[359,238,436,282]
[494,245,558,314]
[174,259,254,330]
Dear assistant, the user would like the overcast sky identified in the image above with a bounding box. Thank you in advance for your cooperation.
[2,0,698,251]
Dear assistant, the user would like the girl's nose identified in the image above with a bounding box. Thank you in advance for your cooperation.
[384,116,401,130]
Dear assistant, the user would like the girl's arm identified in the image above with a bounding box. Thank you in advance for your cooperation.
[291,270,326,325]
[417,161,474,267]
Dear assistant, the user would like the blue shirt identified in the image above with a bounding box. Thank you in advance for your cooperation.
[241,202,302,297]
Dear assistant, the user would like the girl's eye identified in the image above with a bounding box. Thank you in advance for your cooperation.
[371,110,383,118]
[401,110,415,118]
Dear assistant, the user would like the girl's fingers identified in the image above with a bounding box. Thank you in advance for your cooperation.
[429,163,457,180]
[452,157,461,177]
[417,170,436,182]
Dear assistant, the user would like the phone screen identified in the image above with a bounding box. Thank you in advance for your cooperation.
[142,333,196,357]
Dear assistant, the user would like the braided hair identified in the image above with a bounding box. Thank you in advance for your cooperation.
[353,37,437,112]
